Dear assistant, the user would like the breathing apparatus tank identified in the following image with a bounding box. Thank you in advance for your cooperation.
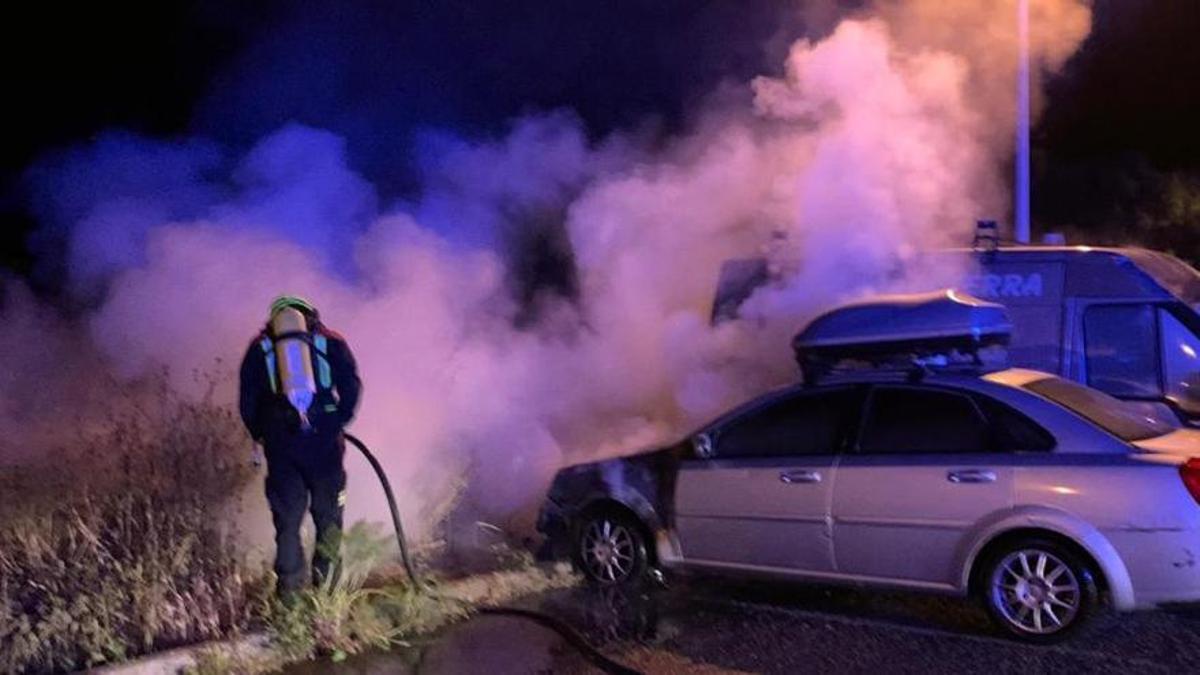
[271,307,318,431]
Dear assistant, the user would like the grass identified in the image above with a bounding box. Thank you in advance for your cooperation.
[0,381,262,674]
[206,525,576,674]
[259,523,471,666]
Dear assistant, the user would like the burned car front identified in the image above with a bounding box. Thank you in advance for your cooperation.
[536,444,684,568]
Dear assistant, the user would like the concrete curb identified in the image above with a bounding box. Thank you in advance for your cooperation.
[88,564,579,674]
[90,633,273,675]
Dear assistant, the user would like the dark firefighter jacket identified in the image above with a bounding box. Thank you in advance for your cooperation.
[238,323,361,448]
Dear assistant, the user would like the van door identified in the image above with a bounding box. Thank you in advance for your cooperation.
[1081,303,1162,399]
[1076,302,1200,423]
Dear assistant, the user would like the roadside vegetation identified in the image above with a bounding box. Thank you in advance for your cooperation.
[0,383,261,674]
[1,378,574,674]
[261,523,469,666]
[1036,163,1200,262]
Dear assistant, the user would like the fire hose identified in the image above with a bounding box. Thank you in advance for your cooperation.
[344,433,642,675]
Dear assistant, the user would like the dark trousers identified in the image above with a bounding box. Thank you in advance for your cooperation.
[264,430,346,593]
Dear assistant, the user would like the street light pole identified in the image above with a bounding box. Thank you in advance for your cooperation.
[1015,0,1032,244]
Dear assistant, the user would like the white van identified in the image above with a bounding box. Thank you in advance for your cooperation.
[712,245,1200,423]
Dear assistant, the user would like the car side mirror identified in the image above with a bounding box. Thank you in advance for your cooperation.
[1142,400,1194,432]
[1181,372,1200,415]
[692,433,715,459]
[1161,396,1200,428]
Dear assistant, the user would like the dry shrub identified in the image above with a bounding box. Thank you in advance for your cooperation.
[0,375,264,674]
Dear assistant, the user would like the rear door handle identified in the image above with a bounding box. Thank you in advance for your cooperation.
[780,470,821,484]
[947,469,997,484]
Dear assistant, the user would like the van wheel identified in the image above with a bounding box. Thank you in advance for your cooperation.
[979,538,1098,643]
[573,510,649,587]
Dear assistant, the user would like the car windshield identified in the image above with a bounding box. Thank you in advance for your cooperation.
[1125,249,1200,305]
[1022,376,1175,442]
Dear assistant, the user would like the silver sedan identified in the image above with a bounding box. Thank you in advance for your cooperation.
[537,368,1200,642]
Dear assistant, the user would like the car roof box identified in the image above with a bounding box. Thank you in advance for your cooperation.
[793,290,1012,381]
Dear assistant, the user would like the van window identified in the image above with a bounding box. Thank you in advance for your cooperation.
[1023,376,1174,442]
[1084,305,1161,398]
[1160,309,1200,416]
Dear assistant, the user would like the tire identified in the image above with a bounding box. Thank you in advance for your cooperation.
[573,509,650,587]
[978,537,1098,643]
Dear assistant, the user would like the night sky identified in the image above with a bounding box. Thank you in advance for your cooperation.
[3,0,1199,281]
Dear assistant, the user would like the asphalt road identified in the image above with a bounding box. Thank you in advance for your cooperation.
[289,574,1200,674]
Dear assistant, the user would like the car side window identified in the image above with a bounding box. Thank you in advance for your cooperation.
[973,395,1056,452]
[1084,304,1161,398]
[858,387,989,454]
[716,387,859,458]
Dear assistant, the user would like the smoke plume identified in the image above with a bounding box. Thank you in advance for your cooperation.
[4,1,1093,546]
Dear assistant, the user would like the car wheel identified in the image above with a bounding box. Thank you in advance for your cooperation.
[980,538,1098,643]
[574,509,649,587]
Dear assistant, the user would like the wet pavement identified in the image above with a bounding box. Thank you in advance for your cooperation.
[286,574,1200,674]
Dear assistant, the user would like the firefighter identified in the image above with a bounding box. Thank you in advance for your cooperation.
[238,296,361,595]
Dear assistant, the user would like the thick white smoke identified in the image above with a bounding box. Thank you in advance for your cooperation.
[6,1,1093,546]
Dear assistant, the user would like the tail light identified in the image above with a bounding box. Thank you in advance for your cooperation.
[1182,458,1200,505]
